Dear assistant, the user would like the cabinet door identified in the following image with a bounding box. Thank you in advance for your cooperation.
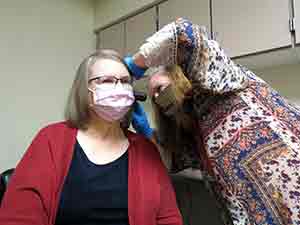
[212,0,291,57]
[292,1,300,64]
[98,22,125,55]
[125,8,156,55]
[295,0,300,44]
[234,48,299,71]
[159,0,210,35]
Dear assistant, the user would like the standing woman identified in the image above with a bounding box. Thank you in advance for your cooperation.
[0,49,182,225]
[126,18,300,225]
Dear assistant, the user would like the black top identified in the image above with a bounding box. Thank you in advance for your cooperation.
[55,140,129,225]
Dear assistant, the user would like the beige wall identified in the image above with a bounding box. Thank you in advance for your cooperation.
[95,0,157,29]
[0,0,95,171]
[254,63,300,105]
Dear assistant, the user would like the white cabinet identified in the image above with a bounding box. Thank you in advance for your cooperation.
[159,0,210,35]
[234,48,299,71]
[125,8,156,54]
[212,0,291,58]
[125,9,157,131]
[98,22,125,55]
[295,0,300,44]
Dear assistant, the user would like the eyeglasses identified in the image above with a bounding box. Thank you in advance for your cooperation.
[89,75,132,86]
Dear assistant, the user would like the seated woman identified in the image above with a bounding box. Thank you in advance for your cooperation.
[0,49,182,225]
[127,18,300,225]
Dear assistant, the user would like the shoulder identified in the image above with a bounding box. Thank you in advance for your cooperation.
[27,121,76,150]
[14,122,74,172]
[126,130,169,181]
[126,130,157,149]
[20,121,76,171]
[126,130,163,163]
[40,121,74,132]
[36,121,76,139]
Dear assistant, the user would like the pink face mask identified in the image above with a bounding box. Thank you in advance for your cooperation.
[89,83,135,122]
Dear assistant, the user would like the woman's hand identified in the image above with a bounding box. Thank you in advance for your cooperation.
[131,102,153,138]
[124,54,147,79]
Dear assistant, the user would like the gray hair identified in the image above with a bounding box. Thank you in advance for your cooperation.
[64,49,126,129]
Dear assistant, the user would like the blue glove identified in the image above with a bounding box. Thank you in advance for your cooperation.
[131,102,153,138]
[124,56,146,79]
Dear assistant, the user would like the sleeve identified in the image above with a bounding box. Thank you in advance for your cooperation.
[156,155,183,225]
[0,128,55,225]
[139,18,248,94]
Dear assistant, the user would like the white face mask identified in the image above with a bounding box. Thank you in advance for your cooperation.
[89,82,135,122]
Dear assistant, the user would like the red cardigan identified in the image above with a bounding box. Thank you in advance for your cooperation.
[0,122,182,225]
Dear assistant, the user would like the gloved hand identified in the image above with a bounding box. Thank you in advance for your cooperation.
[124,56,146,79]
[131,102,153,138]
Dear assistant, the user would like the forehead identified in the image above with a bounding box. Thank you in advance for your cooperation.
[149,71,171,96]
[89,58,129,79]
[149,71,171,86]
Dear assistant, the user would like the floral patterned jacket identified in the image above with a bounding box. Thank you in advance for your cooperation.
[139,18,300,225]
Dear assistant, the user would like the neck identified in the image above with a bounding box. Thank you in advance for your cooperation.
[85,113,125,141]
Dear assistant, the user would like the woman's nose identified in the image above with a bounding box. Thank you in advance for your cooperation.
[115,79,122,88]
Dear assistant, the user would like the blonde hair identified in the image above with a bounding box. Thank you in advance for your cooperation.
[166,64,192,106]
[152,65,193,130]
[151,65,195,161]
[64,49,127,129]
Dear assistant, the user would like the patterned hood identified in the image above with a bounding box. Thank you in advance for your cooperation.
[140,18,248,95]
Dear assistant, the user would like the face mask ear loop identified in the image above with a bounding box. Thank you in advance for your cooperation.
[88,88,96,107]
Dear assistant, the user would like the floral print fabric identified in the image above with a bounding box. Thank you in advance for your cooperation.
[139,18,300,225]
